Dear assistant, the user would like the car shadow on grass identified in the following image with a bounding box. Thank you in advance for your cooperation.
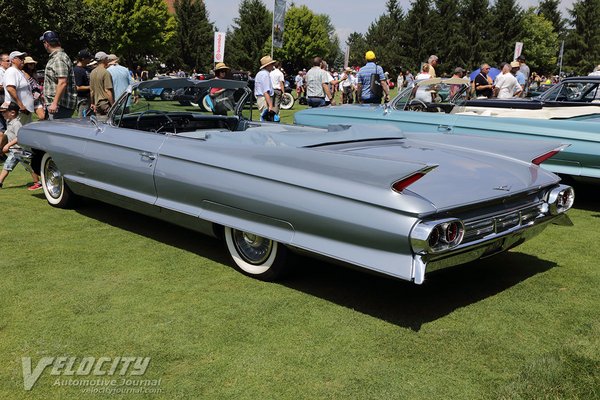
[73,199,231,265]
[282,252,555,331]
[70,198,556,331]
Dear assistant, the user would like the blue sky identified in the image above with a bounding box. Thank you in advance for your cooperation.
[204,0,575,46]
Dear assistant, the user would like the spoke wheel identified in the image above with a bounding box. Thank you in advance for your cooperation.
[280,92,295,110]
[224,227,288,281]
[40,153,75,208]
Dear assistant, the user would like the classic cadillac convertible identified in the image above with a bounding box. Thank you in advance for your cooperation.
[17,78,574,284]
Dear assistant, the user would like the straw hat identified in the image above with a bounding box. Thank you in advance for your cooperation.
[23,56,38,65]
[259,55,276,69]
[215,62,230,72]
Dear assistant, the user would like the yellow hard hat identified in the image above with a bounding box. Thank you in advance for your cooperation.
[365,51,376,61]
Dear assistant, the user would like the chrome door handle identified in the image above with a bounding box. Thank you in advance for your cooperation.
[139,152,156,160]
[437,125,453,132]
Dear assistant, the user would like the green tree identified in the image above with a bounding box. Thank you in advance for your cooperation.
[0,0,109,63]
[564,0,600,74]
[273,5,332,73]
[172,0,214,71]
[316,14,343,69]
[86,0,173,67]
[457,0,492,69]
[346,32,368,68]
[400,0,435,71]
[431,0,463,74]
[364,0,405,74]
[487,0,524,64]
[537,0,566,38]
[226,0,272,72]
[521,9,558,74]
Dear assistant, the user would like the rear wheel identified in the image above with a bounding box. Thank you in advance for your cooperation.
[40,153,75,208]
[224,227,288,281]
[280,92,295,110]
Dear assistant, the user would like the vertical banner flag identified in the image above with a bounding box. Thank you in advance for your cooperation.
[513,42,523,61]
[272,0,286,49]
[214,32,226,63]
[344,47,350,69]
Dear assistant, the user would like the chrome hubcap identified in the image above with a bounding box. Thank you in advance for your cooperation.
[45,159,62,199]
[233,230,273,265]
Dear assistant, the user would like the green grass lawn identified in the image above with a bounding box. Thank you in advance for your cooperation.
[0,110,599,399]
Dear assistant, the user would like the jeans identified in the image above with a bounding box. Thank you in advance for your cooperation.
[307,97,326,108]
[361,96,382,104]
[48,106,75,120]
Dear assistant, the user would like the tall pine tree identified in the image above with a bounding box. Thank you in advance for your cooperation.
[226,0,272,72]
[173,0,214,71]
[537,0,566,38]
[564,0,600,74]
[457,0,491,69]
[487,0,524,64]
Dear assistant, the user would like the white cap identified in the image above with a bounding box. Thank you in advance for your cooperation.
[95,51,108,61]
[9,51,27,61]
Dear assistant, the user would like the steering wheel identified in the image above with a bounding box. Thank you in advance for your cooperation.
[406,99,428,112]
[135,110,177,134]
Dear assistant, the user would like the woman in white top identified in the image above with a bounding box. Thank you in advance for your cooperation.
[413,63,432,103]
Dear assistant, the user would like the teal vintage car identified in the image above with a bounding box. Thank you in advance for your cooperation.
[294,78,600,182]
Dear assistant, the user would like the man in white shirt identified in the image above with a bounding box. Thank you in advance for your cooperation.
[0,53,9,143]
[494,62,520,99]
[3,51,34,124]
[255,56,275,120]
[269,61,285,114]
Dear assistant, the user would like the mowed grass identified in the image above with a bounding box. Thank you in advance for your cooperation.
[1,126,599,399]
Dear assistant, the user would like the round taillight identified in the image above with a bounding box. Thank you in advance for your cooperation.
[558,188,574,210]
[428,226,441,248]
[445,222,459,242]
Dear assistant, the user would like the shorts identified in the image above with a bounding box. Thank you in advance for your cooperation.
[3,150,19,171]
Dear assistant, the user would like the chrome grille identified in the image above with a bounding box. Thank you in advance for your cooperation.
[463,203,545,243]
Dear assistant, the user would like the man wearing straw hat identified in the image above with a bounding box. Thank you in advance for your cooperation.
[254,55,275,120]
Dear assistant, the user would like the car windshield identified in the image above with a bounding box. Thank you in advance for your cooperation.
[109,78,253,134]
[538,81,600,103]
[390,77,470,113]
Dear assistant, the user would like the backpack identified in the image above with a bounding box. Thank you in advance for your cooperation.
[369,65,383,98]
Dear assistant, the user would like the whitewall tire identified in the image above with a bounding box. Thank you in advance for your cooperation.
[40,153,74,208]
[224,227,288,281]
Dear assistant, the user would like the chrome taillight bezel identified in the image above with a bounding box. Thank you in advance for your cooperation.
[411,218,465,254]
[547,185,575,215]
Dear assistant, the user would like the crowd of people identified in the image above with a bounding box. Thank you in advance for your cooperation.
[0,30,136,189]
[1,29,599,189]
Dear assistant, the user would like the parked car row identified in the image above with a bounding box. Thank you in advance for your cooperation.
[295,76,600,183]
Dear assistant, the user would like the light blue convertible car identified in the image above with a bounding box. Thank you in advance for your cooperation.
[17,78,574,285]
[295,78,600,182]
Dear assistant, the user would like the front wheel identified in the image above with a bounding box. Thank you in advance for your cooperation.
[280,92,295,110]
[224,227,288,281]
[40,153,75,208]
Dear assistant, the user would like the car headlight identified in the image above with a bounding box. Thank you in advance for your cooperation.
[411,218,465,254]
[547,185,575,215]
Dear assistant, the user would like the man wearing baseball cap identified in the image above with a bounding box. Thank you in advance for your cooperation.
[356,50,389,104]
[3,51,34,125]
[89,52,114,121]
[40,31,77,119]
